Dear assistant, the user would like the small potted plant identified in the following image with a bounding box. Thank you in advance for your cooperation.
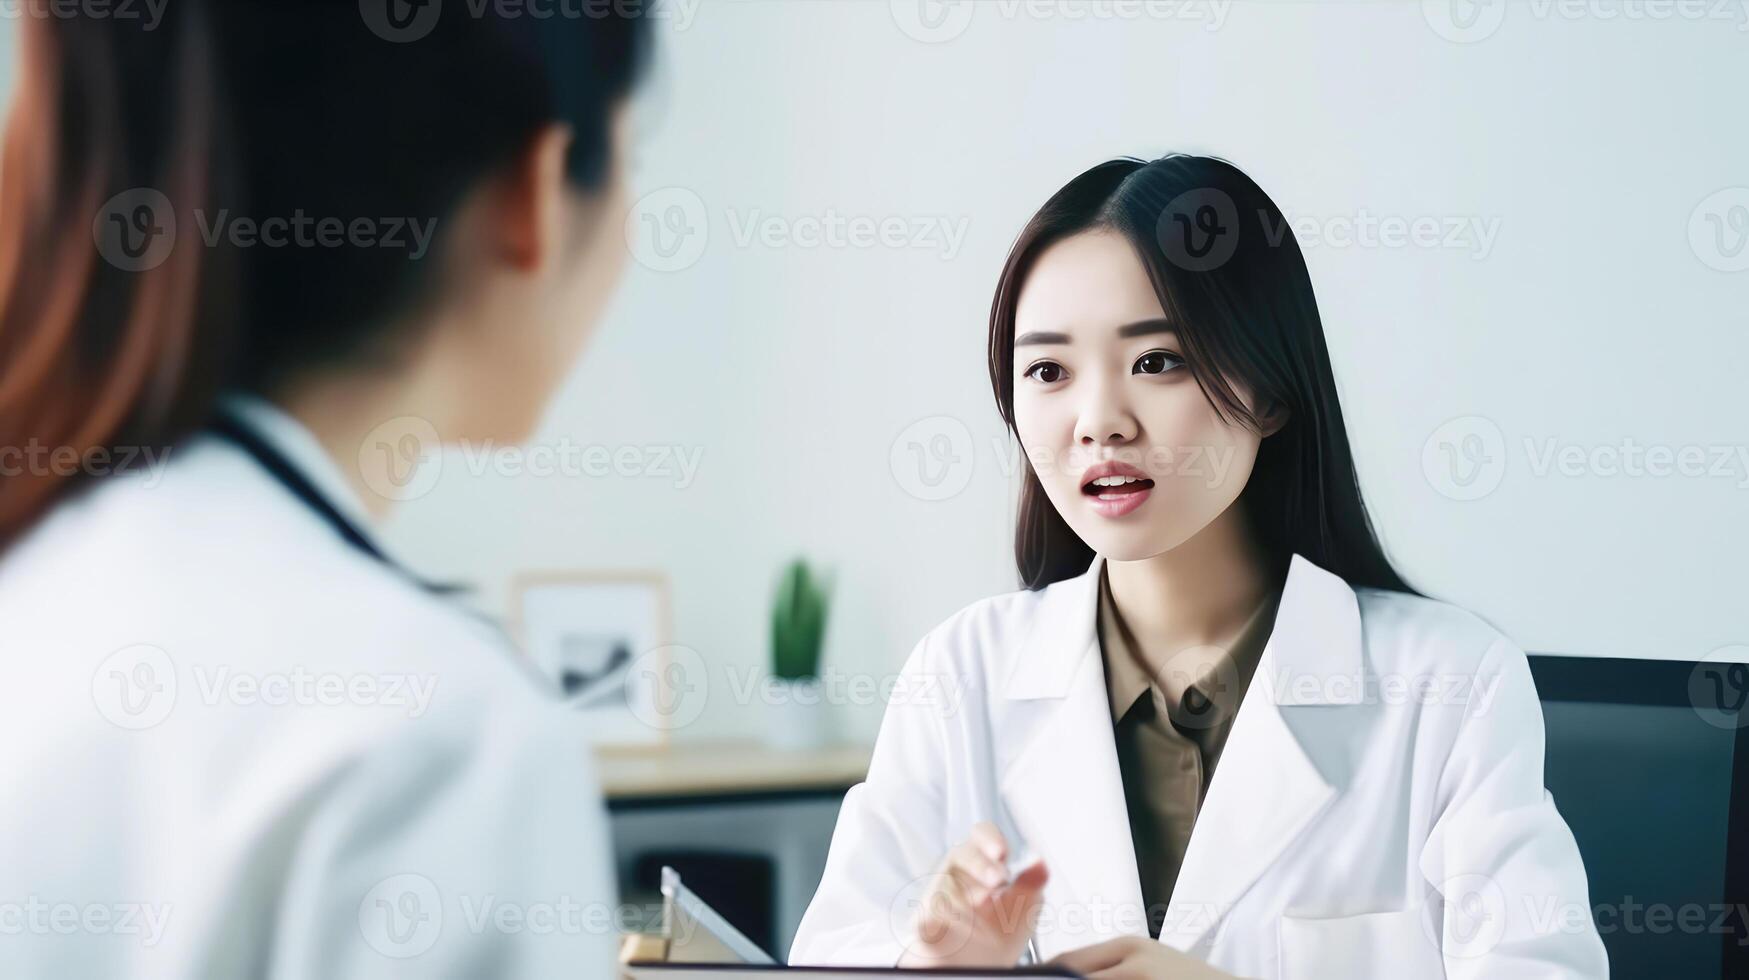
[766,558,832,749]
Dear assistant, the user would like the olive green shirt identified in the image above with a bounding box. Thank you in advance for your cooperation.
[1096,565,1282,939]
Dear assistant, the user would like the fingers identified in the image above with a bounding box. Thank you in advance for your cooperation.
[1048,936,1145,975]
[1084,968,1149,980]
[906,829,1051,969]
[987,857,1048,943]
[967,820,1008,864]
[1009,855,1049,897]
[915,839,998,946]
[945,837,1007,895]
[917,825,1033,942]
[987,855,1049,925]
[939,822,1012,904]
[911,872,970,942]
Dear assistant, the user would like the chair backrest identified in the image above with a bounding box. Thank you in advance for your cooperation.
[1528,654,1749,979]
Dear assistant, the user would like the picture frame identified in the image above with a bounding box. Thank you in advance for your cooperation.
[512,570,677,750]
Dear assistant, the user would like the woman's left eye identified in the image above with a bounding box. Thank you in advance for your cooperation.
[1133,350,1184,376]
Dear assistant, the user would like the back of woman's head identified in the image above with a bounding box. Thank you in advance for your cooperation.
[0,0,651,550]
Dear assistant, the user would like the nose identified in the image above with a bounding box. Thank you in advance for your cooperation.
[1073,378,1138,448]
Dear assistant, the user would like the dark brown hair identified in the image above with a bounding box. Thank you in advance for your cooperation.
[0,7,221,550]
[988,155,1414,594]
[0,0,650,551]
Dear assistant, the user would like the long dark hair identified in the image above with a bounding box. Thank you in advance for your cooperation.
[0,0,650,551]
[988,155,1414,594]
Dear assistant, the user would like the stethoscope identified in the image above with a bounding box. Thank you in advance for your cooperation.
[207,408,572,706]
[206,410,467,598]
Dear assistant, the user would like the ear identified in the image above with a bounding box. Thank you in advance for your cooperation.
[490,122,575,273]
[1256,398,1291,438]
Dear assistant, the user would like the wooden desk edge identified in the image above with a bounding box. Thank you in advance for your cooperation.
[594,741,873,804]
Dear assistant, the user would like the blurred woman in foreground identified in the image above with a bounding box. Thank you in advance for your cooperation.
[0,2,649,975]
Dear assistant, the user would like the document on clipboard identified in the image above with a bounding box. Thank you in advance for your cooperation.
[618,867,1077,978]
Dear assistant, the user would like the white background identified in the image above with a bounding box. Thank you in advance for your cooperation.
[8,1,1744,741]
[403,0,1749,741]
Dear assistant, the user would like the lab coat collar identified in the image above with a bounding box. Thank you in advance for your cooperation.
[215,392,383,547]
[998,552,1361,958]
[1004,553,1366,706]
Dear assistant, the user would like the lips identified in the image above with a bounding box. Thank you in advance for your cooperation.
[1080,460,1154,518]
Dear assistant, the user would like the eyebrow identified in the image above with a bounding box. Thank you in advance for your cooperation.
[1116,318,1175,339]
[1013,318,1175,347]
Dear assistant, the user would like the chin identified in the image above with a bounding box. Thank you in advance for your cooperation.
[1060,511,1193,564]
[1083,533,1184,564]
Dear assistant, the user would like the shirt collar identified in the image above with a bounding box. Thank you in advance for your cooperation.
[1009,552,1368,705]
[1097,565,1154,721]
[1095,561,1283,728]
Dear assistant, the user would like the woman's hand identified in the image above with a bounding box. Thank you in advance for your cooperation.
[897,821,1049,968]
[1050,935,1240,979]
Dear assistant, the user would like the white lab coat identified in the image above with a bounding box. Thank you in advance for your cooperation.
[0,398,617,979]
[791,555,1608,978]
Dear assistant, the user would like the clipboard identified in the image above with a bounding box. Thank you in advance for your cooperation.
[620,868,1079,977]
[660,866,777,965]
[625,968,1079,978]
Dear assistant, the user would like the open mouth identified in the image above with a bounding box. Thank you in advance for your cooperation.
[1081,474,1155,499]
[1080,470,1156,518]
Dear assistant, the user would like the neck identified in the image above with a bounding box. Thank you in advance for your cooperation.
[1104,505,1285,653]
[270,361,454,523]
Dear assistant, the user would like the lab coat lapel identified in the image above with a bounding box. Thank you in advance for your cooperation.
[1158,554,1364,954]
[999,558,1149,958]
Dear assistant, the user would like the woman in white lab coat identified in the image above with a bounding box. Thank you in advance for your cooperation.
[0,4,647,977]
[791,157,1609,978]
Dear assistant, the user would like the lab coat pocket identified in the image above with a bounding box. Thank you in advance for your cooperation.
[1277,907,1445,980]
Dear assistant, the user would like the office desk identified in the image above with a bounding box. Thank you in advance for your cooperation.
[598,742,871,958]
[598,741,872,808]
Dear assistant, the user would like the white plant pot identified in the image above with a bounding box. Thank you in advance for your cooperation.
[763,677,831,750]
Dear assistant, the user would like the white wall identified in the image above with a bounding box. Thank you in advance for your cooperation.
[8,2,1743,740]
[379,0,1748,741]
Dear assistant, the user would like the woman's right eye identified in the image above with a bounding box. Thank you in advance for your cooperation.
[1023,361,1066,384]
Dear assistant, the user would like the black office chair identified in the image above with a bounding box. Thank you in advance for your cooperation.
[1529,654,1749,979]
